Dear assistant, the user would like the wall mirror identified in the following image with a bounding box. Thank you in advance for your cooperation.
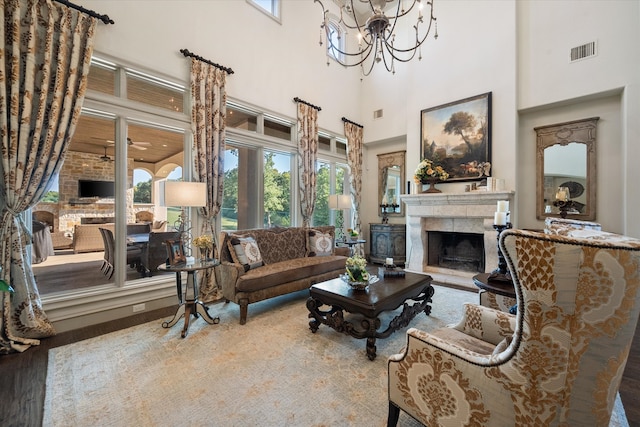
[378,150,406,218]
[535,117,598,220]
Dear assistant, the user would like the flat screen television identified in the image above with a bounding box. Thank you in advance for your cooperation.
[78,180,115,198]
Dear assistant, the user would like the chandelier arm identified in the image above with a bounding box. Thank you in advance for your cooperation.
[317,0,438,73]
[384,16,436,54]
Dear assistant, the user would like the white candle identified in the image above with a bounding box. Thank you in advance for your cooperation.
[497,200,509,212]
[382,194,388,205]
[494,212,507,225]
[386,257,394,266]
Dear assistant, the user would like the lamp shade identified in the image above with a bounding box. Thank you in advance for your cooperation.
[163,181,207,207]
[328,194,351,210]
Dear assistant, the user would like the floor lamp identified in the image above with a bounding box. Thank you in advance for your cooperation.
[163,181,207,258]
[328,194,351,241]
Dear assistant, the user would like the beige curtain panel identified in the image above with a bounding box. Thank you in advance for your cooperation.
[0,0,97,353]
[190,58,228,303]
[297,102,319,228]
[344,121,364,256]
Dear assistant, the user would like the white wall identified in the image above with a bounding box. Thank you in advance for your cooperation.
[86,0,639,236]
[517,0,640,235]
[517,93,623,232]
[85,0,362,136]
[359,0,518,194]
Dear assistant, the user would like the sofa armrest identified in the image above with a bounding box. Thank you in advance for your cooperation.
[215,261,245,299]
[450,303,515,345]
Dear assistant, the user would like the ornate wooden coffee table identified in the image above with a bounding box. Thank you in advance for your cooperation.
[307,271,434,360]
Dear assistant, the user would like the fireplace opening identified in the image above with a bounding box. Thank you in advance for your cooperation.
[427,231,485,273]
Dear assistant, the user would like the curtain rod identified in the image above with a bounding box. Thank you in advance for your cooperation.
[293,97,321,111]
[53,0,114,24]
[341,117,363,128]
[180,49,234,75]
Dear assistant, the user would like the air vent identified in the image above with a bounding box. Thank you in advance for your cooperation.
[373,109,383,120]
[570,41,597,62]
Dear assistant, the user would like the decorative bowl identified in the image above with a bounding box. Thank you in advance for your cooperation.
[340,274,379,291]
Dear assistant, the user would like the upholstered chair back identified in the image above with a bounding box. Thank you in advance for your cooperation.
[388,228,640,427]
[500,229,640,425]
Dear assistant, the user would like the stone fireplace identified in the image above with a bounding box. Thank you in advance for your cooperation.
[400,191,514,290]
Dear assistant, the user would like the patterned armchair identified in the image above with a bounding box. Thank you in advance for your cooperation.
[388,228,640,426]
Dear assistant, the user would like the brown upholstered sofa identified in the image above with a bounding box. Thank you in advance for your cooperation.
[216,225,349,324]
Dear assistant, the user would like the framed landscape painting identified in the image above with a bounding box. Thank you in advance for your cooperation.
[420,92,492,182]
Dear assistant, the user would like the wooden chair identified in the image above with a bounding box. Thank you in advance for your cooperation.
[99,228,143,279]
[388,228,640,426]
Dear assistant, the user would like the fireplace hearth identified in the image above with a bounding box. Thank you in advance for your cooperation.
[428,231,485,273]
[400,191,514,289]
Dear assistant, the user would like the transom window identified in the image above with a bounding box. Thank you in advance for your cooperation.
[248,0,281,22]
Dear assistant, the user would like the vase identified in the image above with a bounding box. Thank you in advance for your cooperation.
[198,247,209,261]
[421,178,442,193]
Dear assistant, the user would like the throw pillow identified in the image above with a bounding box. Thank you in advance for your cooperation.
[228,236,264,272]
[307,229,334,257]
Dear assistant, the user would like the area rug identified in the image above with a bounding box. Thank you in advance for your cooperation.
[43,285,629,427]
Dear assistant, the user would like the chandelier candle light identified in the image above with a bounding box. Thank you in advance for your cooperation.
[316,0,438,76]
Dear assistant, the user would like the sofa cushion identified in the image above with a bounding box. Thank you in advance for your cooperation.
[307,228,334,257]
[228,236,264,272]
[254,227,308,264]
[236,255,346,292]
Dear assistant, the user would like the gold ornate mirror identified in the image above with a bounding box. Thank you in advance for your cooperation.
[535,117,598,220]
[378,151,406,218]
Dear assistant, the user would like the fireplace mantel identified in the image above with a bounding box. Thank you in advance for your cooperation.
[400,191,515,289]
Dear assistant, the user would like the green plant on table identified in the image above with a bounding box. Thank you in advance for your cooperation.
[345,255,369,282]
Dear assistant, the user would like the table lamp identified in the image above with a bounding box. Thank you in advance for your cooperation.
[163,181,207,256]
[328,194,351,241]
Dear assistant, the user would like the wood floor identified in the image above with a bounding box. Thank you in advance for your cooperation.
[1,306,639,426]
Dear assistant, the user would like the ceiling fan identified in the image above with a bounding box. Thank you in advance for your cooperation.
[106,138,152,150]
[126,137,151,150]
[99,146,113,162]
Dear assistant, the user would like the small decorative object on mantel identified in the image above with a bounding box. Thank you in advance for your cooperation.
[193,234,214,261]
[414,158,449,193]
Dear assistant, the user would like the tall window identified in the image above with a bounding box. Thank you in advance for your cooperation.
[32,54,189,297]
[327,19,346,63]
[263,151,291,227]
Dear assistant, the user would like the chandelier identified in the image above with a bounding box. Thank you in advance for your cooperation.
[316,0,438,76]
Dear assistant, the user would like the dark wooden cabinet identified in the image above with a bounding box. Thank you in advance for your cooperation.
[369,223,406,265]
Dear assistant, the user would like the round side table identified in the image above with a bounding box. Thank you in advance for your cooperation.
[158,259,220,338]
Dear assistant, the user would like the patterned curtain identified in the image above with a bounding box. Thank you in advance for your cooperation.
[344,122,364,256]
[190,58,227,303]
[0,0,97,353]
[297,102,319,227]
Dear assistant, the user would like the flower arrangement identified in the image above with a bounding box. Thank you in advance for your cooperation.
[192,234,213,249]
[414,158,450,183]
[345,255,369,283]
[347,228,359,237]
